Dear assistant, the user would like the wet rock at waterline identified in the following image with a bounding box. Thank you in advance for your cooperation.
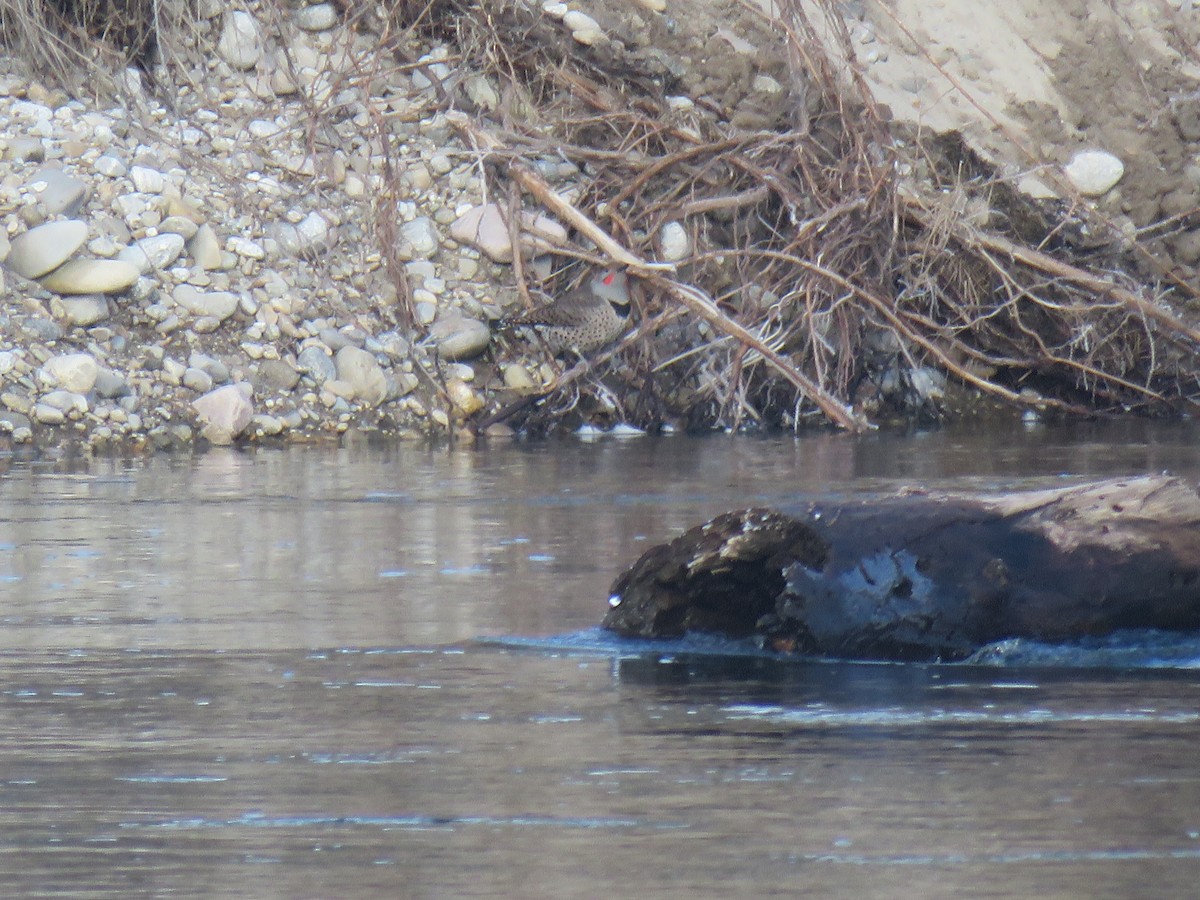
[192,384,254,445]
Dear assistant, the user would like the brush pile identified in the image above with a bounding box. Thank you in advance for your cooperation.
[4,0,1200,436]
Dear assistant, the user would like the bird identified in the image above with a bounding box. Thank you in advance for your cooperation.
[500,269,632,355]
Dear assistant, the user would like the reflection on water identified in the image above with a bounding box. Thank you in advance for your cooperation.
[0,421,1198,897]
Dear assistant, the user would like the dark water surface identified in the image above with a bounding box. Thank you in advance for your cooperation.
[2,422,1199,897]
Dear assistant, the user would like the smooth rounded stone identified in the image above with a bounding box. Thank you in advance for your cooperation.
[5,219,88,279]
[503,363,537,391]
[189,224,223,270]
[25,167,88,217]
[42,352,98,394]
[297,345,337,384]
[256,358,300,391]
[295,2,338,30]
[53,295,110,326]
[172,284,239,321]
[399,217,440,260]
[93,368,130,399]
[217,10,264,70]
[270,211,333,256]
[0,352,15,376]
[34,403,66,425]
[6,136,45,162]
[192,384,254,445]
[189,352,231,384]
[334,346,388,406]
[448,204,567,263]
[251,413,284,436]
[391,371,419,397]
[463,74,500,111]
[39,389,88,415]
[228,236,266,260]
[159,216,199,239]
[658,220,691,262]
[563,10,604,44]
[447,379,484,415]
[40,259,139,295]
[117,232,186,273]
[93,153,127,177]
[430,311,491,361]
[1064,149,1125,197]
[0,408,32,433]
[129,165,165,194]
[183,367,214,393]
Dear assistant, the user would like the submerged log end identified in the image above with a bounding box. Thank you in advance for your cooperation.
[603,508,828,639]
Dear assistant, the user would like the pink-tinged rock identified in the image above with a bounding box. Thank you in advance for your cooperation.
[192,384,254,444]
[449,204,567,262]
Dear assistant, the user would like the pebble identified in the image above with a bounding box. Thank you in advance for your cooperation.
[129,165,166,194]
[183,367,214,393]
[447,379,484,415]
[1064,149,1125,197]
[5,220,89,279]
[25,167,88,218]
[430,311,491,361]
[172,284,239,321]
[256,358,300,392]
[192,384,254,444]
[189,224,223,270]
[449,204,567,263]
[217,11,264,70]
[39,259,139,295]
[42,353,99,394]
[297,346,337,384]
[53,295,110,326]
[563,10,604,45]
[295,2,338,31]
[117,233,186,273]
[399,217,440,259]
[334,346,388,406]
[658,221,691,262]
[39,390,88,416]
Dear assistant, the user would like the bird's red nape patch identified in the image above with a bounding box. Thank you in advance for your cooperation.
[603,272,616,286]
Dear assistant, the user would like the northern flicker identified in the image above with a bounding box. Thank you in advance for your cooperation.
[500,270,631,355]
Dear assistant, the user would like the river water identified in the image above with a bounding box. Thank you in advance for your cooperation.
[2,422,1199,898]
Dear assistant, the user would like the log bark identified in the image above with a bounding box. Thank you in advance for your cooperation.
[602,476,1200,661]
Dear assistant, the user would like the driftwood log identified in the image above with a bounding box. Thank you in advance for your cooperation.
[602,476,1200,661]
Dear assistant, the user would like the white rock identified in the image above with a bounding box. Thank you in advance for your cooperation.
[430,311,491,361]
[399,217,440,259]
[94,154,127,177]
[5,220,88,279]
[631,0,666,11]
[172,284,239,321]
[449,204,567,263]
[334,346,388,406]
[117,233,186,274]
[563,10,604,44]
[40,390,88,416]
[1064,149,1125,197]
[189,224,223,270]
[42,353,99,394]
[40,259,139,295]
[192,384,254,444]
[658,221,691,262]
[228,236,266,260]
[295,2,338,31]
[217,11,264,70]
[56,296,110,327]
[129,165,165,193]
[447,379,483,415]
[26,167,87,216]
